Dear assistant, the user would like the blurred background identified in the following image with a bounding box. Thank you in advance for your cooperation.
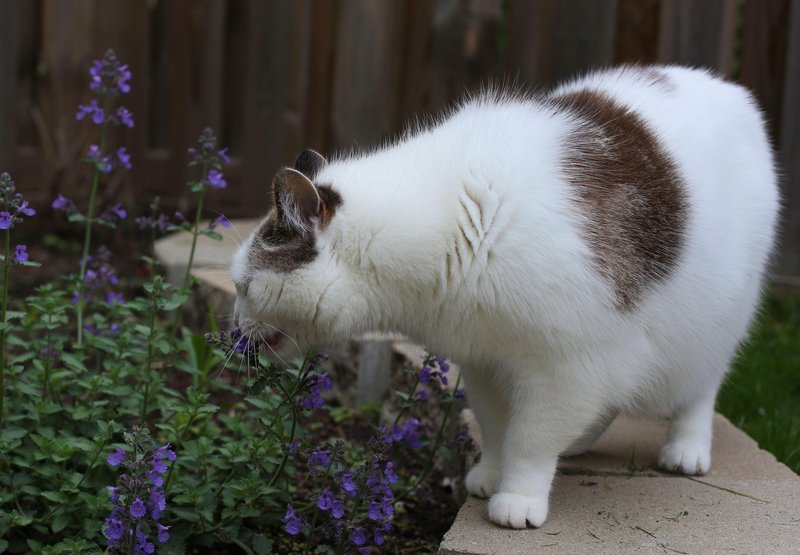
[0,0,798,284]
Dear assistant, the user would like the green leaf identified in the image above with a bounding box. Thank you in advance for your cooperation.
[252,534,272,555]
[59,352,86,373]
[50,511,69,533]
[170,508,200,522]
[67,212,87,223]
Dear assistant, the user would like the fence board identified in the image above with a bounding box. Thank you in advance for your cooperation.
[508,0,618,90]
[777,0,800,282]
[399,0,436,124]
[242,0,312,211]
[615,0,661,64]
[305,0,339,154]
[658,0,737,74]
[330,0,405,150]
[0,1,17,174]
[740,0,791,142]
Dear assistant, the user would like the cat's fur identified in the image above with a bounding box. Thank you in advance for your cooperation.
[231,66,780,528]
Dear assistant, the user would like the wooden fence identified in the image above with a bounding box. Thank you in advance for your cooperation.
[0,0,798,282]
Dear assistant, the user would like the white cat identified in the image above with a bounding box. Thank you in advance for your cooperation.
[231,65,780,529]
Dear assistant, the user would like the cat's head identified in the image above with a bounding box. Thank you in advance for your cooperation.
[230,149,360,357]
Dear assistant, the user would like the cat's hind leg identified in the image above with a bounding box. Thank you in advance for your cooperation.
[658,383,719,475]
[463,369,507,498]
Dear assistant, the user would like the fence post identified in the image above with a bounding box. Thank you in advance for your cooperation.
[658,0,737,75]
[507,0,618,89]
[777,0,800,285]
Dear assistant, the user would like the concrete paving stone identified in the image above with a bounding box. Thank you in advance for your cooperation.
[440,413,800,555]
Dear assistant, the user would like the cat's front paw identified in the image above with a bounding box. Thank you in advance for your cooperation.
[465,464,500,498]
[658,441,711,475]
[487,492,548,529]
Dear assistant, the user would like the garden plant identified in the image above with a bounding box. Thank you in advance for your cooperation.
[0,50,465,554]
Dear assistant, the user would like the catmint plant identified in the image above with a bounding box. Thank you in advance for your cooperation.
[104,426,175,553]
[171,128,231,331]
[71,49,134,345]
[0,172,37,428]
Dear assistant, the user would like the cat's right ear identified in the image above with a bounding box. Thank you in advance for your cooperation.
[272,167,321,233]
[294,149,327,179]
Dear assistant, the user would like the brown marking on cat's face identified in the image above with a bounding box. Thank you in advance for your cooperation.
[247,166,342,274]
[551,89,688,310]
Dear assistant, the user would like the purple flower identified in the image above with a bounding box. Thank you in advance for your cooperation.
[52,194,77,213]
[0,212,11,229]
[103,517,124,541]
[106,291,124,306]
[368,500,382,521]
[209,214,231,230]
[454,389,467,399]
[136,527,155,554]
[150,489,166,519]
[13,245,28,263]
[341,472,357,498]
[102,203,127,222]
[373,526,386,546]
[436,355,450,373]
[107,448,126,467]
[283,504,303,535]
[416,387,429,402]
[115,147,132,169]
[331,498,345,519]
[352,526,367,546]
[18,201,34,216]
[317,489,334,511]
[130,497,146,519]
[218,147,231,163]
[76,99,104,124]
[116,106,135,128]
[156,444,177,461]
[87,50,132,95]
[384,462,397,484]
[418,366,432,383]
[86,144,112,173]
[156,523,170,543]
[207,168,227,189]
[308,448,331,470]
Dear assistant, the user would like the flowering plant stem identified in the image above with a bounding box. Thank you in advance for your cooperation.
[140,298,158,421]
[172,162,208,333]
[268,380,298,488]
[0,228,10,429]
[76,101,111,346]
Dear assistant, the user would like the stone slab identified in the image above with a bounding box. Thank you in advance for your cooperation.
[441,414,800,554]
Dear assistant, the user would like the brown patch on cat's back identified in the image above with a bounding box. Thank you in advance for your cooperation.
[551,88,688,310]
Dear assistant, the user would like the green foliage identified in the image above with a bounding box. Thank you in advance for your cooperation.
[717,293,800,473]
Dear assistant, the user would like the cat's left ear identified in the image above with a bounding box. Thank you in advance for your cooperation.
[294,149,327,179]
[272,168,321,232]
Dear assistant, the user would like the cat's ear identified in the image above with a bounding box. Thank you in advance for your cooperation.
[272,167,321,232]
[294,149,327,179]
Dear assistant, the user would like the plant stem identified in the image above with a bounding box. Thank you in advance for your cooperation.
[140,295,158,421]
[399,374,462,501]
[76,108,111,346]
[0,229,10,429]
[42,313,53,399]
[268,381,298,488]
[172,164,208,333]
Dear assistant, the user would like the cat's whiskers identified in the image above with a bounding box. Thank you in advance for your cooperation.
[259,321,302,355]
[258,330,291,367]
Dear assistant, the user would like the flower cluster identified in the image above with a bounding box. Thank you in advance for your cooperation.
[84,144,132,174]
[285,447,397,553]
[381,417,423,449]
[418,354,450,386]
[0,172,36,230]
[297,355,333,410]
[0,172,36,264]
[187,128,230,191]
[76,49,134,121]
[104,426,175,553]
[76,246,123,307]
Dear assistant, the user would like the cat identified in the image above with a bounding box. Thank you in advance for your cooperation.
[230,65,780,529]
